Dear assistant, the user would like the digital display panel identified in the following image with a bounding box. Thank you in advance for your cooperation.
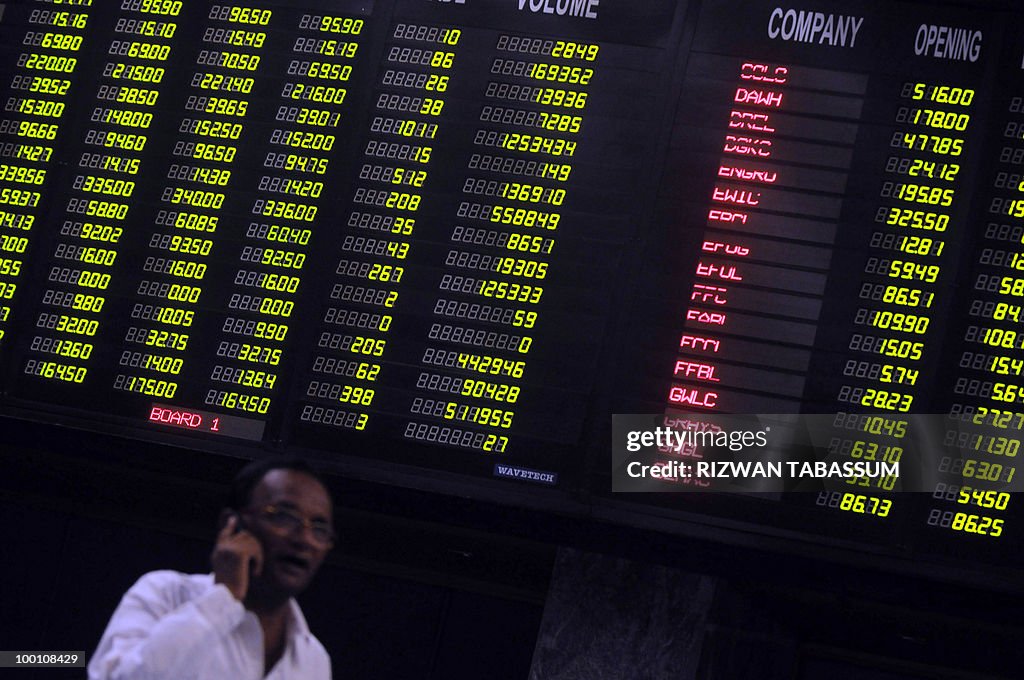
[0,0,683,481]
[611,0,1022,583]
[0,0,1022,587]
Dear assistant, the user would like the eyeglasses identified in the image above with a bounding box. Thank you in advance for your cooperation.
[250,505,335,546]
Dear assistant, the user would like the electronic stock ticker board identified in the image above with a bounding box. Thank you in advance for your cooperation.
[1,0,1024,587]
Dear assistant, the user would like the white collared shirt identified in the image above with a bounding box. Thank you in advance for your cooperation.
[88,571,331,680]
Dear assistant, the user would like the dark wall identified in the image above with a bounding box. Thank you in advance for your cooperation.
[695,578,1024,680]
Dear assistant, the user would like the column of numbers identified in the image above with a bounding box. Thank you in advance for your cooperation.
[932,91,1024,541]
[27,1,177,389]
[0,6,92,353]
[835,82,975,506]
[298,19,457,432]
[118,4,269,404]
[209,11,365,417]
[405,36,594,454]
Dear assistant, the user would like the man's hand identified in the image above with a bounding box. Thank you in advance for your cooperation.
[211,515,263,601]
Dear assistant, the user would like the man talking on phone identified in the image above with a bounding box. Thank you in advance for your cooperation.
[88,458,334,679]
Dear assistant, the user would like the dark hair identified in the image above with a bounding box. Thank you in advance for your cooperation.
[226,457,329,510]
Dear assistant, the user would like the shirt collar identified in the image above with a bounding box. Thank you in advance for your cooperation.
[277,598,313,669]
[286,598,312,642]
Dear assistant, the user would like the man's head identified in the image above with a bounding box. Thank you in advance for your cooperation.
[224,457,334,602]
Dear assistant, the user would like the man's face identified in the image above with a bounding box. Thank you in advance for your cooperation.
[245,469,333,600]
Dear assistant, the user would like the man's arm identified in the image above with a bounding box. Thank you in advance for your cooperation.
[86,571,245,680]
[88,519,264,680]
